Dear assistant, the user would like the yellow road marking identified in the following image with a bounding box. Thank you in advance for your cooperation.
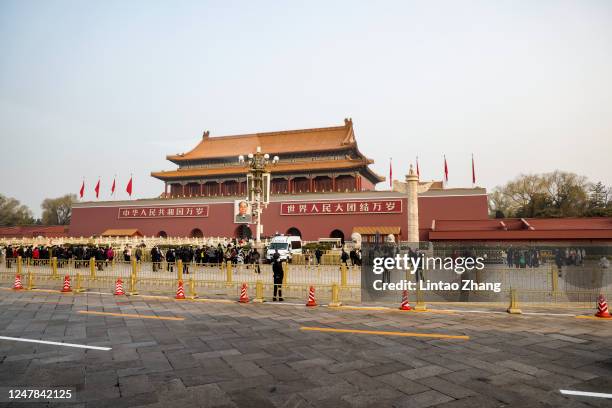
[575,315,612,321]
[192,298,234,303]
[395,309,457,314]
[77,311,184,321]
[300,326,469,340]
[336,305,457,314]
[133,295,172,301]
[338,306,390,311]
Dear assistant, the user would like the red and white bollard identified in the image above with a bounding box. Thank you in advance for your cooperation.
[399,290,412,311]
[239,282,249,303]
[595,294,611,318]
[61,275,72,293]
[13,274,24,290]
[175,280,186,300]
[114,278,125,296]
[306,286,317,307]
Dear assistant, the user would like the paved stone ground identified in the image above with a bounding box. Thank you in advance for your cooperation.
[0,290,611,407]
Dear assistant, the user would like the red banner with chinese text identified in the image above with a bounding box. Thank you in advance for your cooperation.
[117,205,209,219]
[280,199,402,216]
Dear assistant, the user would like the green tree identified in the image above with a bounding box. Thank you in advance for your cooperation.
[0,194,34,226]
[41,194,77,225]
[586,181,611,216]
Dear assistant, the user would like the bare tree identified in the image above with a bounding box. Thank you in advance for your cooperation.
[490,171,597,218]
[542,171,589,217]
[0,194,34,226]
[41,194,77,225]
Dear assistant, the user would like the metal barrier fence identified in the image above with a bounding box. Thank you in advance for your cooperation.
[2,253,612,306]
[361,242,612,306]
[0,257,359,302]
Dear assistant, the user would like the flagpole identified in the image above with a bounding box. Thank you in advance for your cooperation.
[389,157,393,189]
[79,178,85,201]
[443,155,447,188]
[111,173,116,199]
[471,153,476,188]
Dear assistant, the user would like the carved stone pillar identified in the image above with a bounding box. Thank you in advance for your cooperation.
[406,165,419,243]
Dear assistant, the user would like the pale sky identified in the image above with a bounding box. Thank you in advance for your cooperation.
[1,0,611,217]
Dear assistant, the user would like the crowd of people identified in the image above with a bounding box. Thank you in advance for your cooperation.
[503,247,542,268]
[553,247,587,268]
[1,241,360,274]
[1,244,116,269]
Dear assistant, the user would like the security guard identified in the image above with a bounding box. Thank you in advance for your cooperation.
[272,249,284,301]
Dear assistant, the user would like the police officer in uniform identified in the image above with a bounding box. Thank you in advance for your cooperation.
[272,250,284,301]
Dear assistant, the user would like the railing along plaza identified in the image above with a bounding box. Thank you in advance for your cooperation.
[0,256,360,302]
[2,255,610,306]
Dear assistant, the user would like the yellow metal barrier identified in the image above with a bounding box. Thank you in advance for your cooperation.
[177,259,183,281]
[128,272,138,295]
[17,256,22,275]
[90,257,97,280]
[51,257,59,279]
[26,271,34,290]
[507,289,522,314]
[282,262,288,287]
[329,283,341,307]
[254,280,264,302]
[551,265,559,293]
[414,285,426,311]
[340,264,347,287]
[74,273,85,293]
[188,277,197,299]
[226,261,232,286]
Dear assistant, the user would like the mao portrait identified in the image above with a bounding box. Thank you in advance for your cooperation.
[234,200,252,223]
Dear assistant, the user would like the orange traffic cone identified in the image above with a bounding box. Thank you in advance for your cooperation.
[306,286,317,307]
[114,278,125,296]
[61,275,72,293]
[13,274,24,290]
[399,290,412,311]
[595,294,611,318]
[175,280,186,300]
[239,283,249,303]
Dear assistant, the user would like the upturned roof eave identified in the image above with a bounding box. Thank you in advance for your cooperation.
[151,160,379,182]
[166,143,358,163]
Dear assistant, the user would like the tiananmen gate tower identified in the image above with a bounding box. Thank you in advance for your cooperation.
[70,118,491,242]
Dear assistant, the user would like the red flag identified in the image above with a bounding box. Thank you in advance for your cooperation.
[389,158,393,188]
[94,179,100,199]
[444,155,448,182]
[79,180,85,199]
[416,156,420,178]
[126,176,133,196]
[111,177,116,195]
[471,154,476,185]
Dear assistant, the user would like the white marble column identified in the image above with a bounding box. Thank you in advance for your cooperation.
[406,164,419,243]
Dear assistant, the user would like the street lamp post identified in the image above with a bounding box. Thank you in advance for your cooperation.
[238,146,279,247]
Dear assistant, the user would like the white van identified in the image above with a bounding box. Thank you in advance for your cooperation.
[266,235,302,262]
